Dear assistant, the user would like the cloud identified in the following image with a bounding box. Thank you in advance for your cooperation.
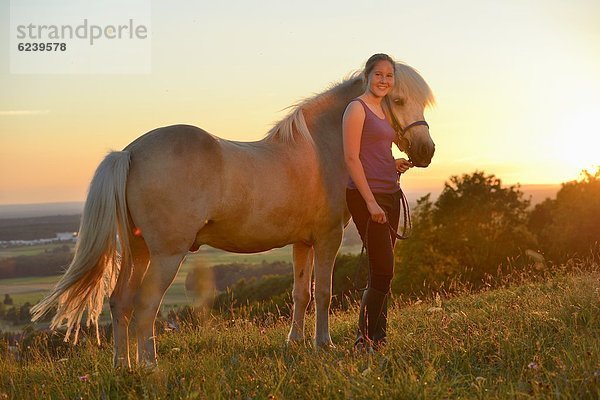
[0,110,50,116]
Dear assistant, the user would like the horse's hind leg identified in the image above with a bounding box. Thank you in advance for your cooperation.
[287,242,314,343]
[110,236,149,369]
[133,252,186,367]
[313,227,343,347]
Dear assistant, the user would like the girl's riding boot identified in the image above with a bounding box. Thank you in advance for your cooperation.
[354,287,388,351]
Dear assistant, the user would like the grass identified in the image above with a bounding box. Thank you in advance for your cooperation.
[0,264,598,399]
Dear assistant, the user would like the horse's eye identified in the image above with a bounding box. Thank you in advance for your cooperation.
[393,98,405,107]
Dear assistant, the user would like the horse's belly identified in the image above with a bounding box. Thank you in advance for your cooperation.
[204,240,289,254]
[194,218,309,253]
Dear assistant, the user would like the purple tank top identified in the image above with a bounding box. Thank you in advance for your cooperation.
[347,98,400,194]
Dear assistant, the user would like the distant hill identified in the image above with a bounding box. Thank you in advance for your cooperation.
[404,184,559,206]
[0,202,83,219]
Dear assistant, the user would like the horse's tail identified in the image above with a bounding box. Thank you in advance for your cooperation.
[31,151,132,344]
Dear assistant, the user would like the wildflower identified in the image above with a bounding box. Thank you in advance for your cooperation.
[434,292,442,308]
[165,321,180,332]
[528,362,538,370]
[79,374,90,382]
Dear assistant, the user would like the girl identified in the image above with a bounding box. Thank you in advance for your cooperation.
[343,53,412,350]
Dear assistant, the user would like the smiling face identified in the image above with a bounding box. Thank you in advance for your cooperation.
[366,60,395,99]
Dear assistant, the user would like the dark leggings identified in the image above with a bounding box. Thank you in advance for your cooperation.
[346,189,401,293]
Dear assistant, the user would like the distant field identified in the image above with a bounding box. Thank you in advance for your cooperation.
[0,242,362,331]
[0,247,299,308]
[0,242,75,260]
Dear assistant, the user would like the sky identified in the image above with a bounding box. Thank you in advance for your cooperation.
[0,0,599,205]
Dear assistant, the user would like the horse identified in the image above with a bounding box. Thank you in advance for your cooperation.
[31,62,435,368]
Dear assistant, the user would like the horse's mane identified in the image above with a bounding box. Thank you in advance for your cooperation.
[265,62,435,144]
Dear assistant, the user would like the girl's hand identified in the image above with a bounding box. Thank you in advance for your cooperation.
[366,200,387,224]
[395,158,413,174]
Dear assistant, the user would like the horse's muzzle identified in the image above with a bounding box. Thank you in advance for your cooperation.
[410,142,435,168]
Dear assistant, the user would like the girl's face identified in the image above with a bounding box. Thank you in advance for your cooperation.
[367,60,395,98]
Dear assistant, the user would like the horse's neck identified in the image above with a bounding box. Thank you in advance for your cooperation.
[305,78,363,160]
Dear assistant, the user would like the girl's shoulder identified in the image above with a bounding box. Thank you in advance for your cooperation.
[343,98,366,125]
[345,98,366,114]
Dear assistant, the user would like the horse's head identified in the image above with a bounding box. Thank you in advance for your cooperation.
[384,63,436,168]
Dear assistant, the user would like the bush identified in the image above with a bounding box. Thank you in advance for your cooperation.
[393,171,537,295]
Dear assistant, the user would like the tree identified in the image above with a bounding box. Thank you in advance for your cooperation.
[18,302,31,323]
[393,171,537,294]
[529,167,600,261]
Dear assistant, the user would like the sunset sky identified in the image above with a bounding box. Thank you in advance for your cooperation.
[1,0,599,205]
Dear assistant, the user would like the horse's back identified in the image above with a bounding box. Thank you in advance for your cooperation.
[125,124,220,156]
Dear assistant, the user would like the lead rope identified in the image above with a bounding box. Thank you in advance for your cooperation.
[352,187,412,291]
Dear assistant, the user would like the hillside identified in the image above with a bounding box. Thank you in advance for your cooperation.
[0,265,597,399]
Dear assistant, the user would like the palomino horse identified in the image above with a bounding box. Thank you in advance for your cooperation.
[31,62,435,368]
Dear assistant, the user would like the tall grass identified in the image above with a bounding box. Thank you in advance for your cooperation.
[1,261,598,399]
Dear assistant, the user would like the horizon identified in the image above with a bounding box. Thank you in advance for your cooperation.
[0,183,563,219]
[1,0,599,204]
[0,182,566,207]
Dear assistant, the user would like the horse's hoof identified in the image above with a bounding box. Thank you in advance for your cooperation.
[285,338,305,347]
[286,332,305,344]
[353,339,374,355]
[114,363,132,372]
[113,356,131,370]
[314,339,336,350]
[137,360,160,373]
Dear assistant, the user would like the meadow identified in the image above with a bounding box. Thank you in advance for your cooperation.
[0,259,598,399]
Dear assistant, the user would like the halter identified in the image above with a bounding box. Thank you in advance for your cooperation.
[384,96,429,151]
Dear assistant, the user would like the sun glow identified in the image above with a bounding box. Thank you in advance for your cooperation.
[558,107,600,179]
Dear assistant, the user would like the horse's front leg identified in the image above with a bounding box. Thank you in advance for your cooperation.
[313,226,343,348]
[287,242,314,343]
